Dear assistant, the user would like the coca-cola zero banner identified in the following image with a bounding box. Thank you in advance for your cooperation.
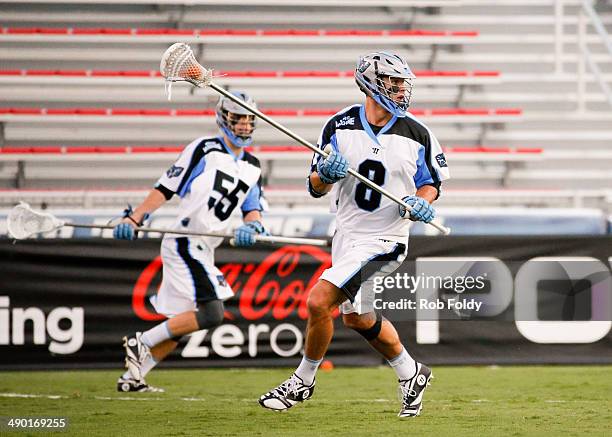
[0,236,610,370]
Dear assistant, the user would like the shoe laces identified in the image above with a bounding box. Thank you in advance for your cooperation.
[272,375,301,398]
[398,380,417,406]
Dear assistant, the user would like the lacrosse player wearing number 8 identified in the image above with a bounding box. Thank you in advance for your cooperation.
[259,52,450,417]
[114,91,269,392]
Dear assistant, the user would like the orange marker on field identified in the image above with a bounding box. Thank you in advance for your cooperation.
[320,359,334,372]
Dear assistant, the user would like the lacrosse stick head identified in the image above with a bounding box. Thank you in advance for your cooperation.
[160,43,213,91]
[7,202,65,239]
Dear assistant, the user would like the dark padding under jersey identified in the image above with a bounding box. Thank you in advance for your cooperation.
[353,313,383,341]
[195,299,224,329]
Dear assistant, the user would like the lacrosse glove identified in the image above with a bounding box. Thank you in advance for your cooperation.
[317,148,349,184]
[234,221,269,247]
[113,205,149,240]
[399,196,436,223]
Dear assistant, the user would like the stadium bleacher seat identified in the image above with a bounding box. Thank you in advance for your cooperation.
[0,0,610,216]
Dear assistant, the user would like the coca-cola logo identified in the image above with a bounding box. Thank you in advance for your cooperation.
[132,245,332,321]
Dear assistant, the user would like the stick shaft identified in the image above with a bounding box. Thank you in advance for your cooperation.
[208,83,450,235]
[64,223,327,246]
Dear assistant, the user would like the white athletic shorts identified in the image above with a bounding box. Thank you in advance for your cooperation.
[150,237,234,317]
[319,232,408,315]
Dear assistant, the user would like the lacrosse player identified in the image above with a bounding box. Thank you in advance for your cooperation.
[114,91,268,392]
[259,52,450,417]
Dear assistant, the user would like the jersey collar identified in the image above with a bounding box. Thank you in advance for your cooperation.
[359,105,397,146]
[218,135,244,161]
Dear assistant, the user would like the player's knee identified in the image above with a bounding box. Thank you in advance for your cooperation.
[195,300,224,329]
[307,287,334,318]
[306,293,326,317]
[345,312,382,341]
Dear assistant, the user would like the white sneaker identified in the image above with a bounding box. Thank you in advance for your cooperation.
[258,374,315,411]
[122,332,150,382]
[116,376,164,393]
[398,363,433,417]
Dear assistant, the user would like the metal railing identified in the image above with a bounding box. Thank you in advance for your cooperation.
[558,0,612,110]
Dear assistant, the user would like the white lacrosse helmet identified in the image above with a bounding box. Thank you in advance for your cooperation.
[216,91,257,148]
[354,51,416,117]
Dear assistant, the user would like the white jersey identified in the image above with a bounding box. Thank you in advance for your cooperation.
[156,135,263,249]
[309,104,450,243]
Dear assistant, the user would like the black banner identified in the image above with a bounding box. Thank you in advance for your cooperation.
[0,236,610,370]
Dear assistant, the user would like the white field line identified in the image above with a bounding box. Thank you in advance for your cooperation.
[0,392,66,399]
[0,393,585,404]
[94,396,165,401]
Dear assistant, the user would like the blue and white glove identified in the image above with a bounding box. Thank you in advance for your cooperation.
[234,221,269,247]
[113,222,136,240]
[317,148,349,184]
[113,205,148,240]
[399,196,436,223]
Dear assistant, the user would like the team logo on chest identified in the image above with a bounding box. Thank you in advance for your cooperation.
[336,115,355,128]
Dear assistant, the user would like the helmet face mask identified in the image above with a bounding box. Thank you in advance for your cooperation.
[354,52,416,118]
[216,91,257,147]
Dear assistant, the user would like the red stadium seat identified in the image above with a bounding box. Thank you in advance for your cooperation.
[33,147,63,153]
[2,27,479,39]
[262,109,299,116]
[10,108,42,114]
[66,147,99,153]
[95,147,128,153]
[141,109,172,116]
[110,109,142,116]
[91,71,124,76]
[76,109,107,115]
[0,107,523,119]
[101,28,132,35]
[0,147,33,153]
[36,28,69,34]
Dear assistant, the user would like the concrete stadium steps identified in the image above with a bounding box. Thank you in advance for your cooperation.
[1,83,609,111]
[2,45,611,75]
[0,0,609,201]
[3,123,611,149]
[1,146,611,191]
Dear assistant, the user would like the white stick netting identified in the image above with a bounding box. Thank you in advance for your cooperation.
[160,43,213,100]
[7,202,65,239]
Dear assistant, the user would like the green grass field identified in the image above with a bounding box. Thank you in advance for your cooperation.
[0,366,610,436]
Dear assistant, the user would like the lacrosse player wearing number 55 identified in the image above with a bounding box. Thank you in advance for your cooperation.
[114,91,269,393]
[259,52,450,417]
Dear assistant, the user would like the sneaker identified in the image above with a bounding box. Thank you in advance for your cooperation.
[123,332,150,382]
[117,376,165,393]
[397,363,433,417]
[258,374,315,411]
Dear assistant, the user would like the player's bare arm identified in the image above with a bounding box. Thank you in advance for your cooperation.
[125,188,167,224]
[415,184,439,205]
[308,171,333,195]
[113,188,168,240]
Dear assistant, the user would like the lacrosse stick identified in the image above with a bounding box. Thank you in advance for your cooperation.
[6,202,328,247]
[160,43,450,235]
